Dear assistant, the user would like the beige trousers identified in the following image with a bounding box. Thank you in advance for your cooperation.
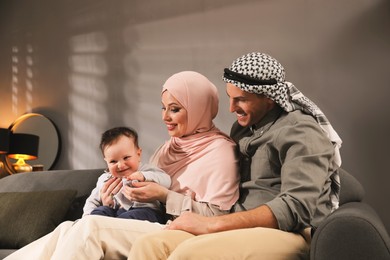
[5,216,164,260]
[6,215,309,260]
[129,228,311,260]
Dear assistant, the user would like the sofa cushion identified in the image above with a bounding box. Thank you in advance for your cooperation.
[0,169,104,221]
[338,168,365,205]
[0,189,77,249]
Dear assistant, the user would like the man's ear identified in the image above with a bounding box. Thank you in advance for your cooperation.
[266,98,276,109]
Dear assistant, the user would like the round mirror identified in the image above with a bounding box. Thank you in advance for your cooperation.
[8,113,60,171]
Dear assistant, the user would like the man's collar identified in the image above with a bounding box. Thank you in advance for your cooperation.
[250,106,283,133]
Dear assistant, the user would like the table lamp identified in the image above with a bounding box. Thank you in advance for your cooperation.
[0,128,10,154]
[7,133,39,173]
[0,128,10,173]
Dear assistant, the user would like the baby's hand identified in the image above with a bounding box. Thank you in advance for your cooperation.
[126,171,145,183]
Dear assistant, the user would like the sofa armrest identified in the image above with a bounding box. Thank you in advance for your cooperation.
[310,202,390,260]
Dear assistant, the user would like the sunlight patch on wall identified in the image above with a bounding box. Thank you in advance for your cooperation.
[11,44,35,116]
[68,31,108,169]
[25,44,34,112]
[11,46,19,115]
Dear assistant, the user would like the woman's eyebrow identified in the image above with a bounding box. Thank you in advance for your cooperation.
[164,102,181,106]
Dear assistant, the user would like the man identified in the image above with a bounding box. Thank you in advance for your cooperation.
[128,52,342,259]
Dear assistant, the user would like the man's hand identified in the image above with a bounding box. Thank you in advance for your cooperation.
[165,205,279,235]
[165,211,214,235]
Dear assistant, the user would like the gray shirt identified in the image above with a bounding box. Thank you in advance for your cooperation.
[83,163,171,216]
[232,106,338,232]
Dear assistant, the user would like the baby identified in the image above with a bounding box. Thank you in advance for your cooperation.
[83,126,171,224]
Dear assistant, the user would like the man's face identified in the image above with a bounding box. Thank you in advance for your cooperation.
[226,83,275,127]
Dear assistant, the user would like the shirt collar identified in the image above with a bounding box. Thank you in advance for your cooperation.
[250,106,284,133]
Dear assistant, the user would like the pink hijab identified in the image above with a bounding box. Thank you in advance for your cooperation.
[150,71,239,210]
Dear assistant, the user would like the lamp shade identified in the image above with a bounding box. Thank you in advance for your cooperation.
[0,128,10,154]
[8,133,39,160]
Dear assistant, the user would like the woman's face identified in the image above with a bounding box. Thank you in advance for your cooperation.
[161,91,188,137]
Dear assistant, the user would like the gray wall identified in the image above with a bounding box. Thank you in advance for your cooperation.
[1,0,389,231]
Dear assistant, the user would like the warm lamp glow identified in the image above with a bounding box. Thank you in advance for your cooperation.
[9,155,34,173]
[8,153,37,161]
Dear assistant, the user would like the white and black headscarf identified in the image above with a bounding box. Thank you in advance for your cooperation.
[223,52,342,211]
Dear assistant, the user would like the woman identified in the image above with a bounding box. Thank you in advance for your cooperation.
[5,71,239,260]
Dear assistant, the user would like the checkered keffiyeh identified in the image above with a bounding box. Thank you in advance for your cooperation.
[223,52,342,211]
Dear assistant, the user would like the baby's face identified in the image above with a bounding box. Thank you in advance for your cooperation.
[104,135,141,178]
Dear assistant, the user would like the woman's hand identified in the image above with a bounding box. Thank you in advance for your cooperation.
[122,181,169,203]
[100,177,123,207]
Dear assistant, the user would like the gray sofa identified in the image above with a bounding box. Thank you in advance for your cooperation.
[0,168,389,259]
[311,168,390,260]
[0,168,103,259]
